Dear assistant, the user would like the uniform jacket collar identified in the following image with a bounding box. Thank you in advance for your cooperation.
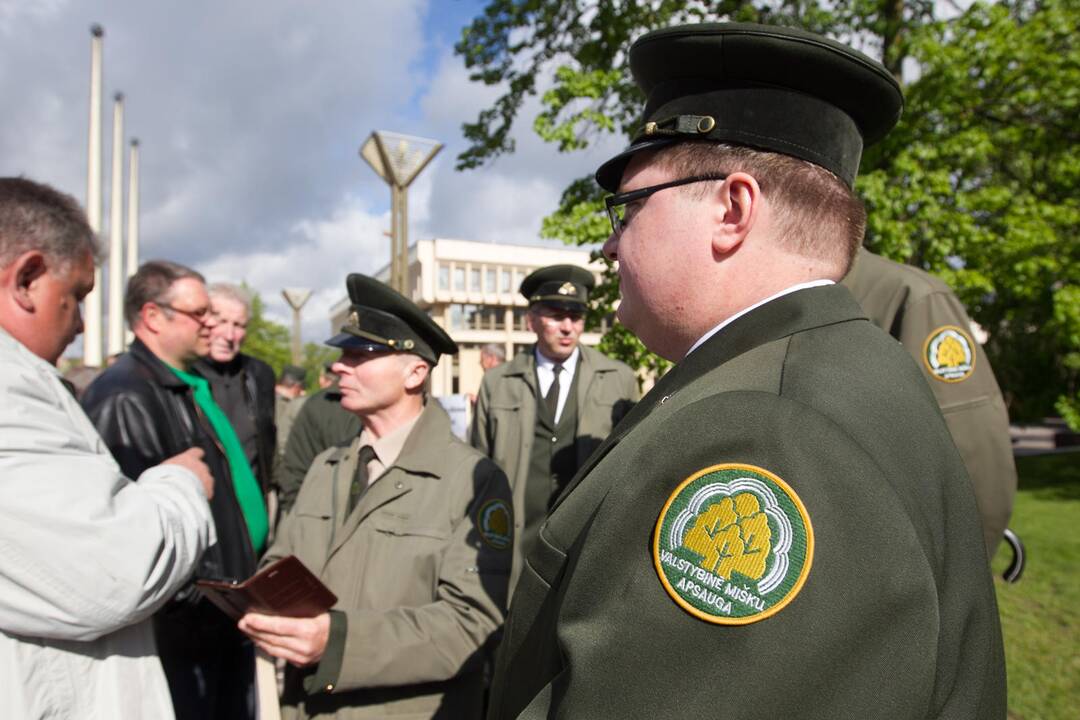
[552,284,867,511]
[503,344,625,387]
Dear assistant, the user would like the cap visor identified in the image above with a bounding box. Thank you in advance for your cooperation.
[595,137,677,192]
[325,333,393,352]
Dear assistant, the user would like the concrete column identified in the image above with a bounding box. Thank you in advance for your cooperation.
[126,139,140,278]
[106,92,125,356]
[124,138,139,345]
[83,24,104,367]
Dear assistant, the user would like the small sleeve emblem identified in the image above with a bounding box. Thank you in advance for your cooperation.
[923,325,976,382]
[653,464,813,625]
[477,499,513,550]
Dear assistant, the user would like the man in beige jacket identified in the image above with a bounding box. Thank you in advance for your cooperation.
[239,274,512,720]
[471,265,638,590]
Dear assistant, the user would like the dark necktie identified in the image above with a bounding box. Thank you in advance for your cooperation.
[348,444,377,515]
[545,364,563,420]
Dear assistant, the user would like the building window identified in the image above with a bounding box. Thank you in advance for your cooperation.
[513,307,529,331]
[438,264,449,291]
[501,269,511,293]
[449,304,483,330]
[453,266,465,291]
[470,267,481,291]
[485,268,496,293]
[513,269,524,292]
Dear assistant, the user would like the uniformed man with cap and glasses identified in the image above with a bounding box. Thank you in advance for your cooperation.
[239,274,513,720]
[486,23,1005,720]
[470,265,638,592]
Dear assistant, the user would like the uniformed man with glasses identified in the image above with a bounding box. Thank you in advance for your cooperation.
[486,23,1006,719]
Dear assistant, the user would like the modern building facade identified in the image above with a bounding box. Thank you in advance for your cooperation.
[329,238,611,397]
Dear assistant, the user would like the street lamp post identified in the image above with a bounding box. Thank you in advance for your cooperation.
[282,288,312,365]
[359,131,442,295]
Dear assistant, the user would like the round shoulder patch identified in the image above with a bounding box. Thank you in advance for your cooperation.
[477,499,512,550]
[922,325,976,383]
[653,463,813,625]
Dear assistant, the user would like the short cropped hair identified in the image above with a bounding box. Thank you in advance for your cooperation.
[0,177,101,272]
[652,142,866,274]
[124,260,205,327]
[208,282,253,318]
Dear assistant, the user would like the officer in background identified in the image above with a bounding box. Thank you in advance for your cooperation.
[239,274,512,720]
[843,247,1017,558]
[273,364,308,457]
[486,23,1004,719]
[273,378,359,516]
[471,264,638,589]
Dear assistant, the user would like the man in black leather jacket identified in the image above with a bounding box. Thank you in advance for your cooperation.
[82,261,259,720]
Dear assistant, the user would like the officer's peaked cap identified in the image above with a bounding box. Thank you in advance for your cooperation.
[596,23,903,191]
[520,265,595,311]
[326,274,457,365]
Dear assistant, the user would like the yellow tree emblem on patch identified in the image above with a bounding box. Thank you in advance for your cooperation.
[682,493,772,580]
[936,334,967,367]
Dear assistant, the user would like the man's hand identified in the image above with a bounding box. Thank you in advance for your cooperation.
[162,447,214,499]
[238,612,330,667]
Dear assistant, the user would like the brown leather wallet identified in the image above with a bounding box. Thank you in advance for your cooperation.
[196,555,337,621]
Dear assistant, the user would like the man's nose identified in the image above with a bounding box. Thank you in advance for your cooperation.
[602,232,619,262]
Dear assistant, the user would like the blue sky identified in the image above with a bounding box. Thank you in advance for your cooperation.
[0,0,621,353]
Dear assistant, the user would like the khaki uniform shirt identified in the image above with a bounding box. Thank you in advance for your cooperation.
[470,344,638,590]
[265,402,513,719]
[843,247,1017,557]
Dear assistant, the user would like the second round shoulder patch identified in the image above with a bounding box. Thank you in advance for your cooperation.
[477,499,513,550]
[923,325,976,382]
[653,463,813,625]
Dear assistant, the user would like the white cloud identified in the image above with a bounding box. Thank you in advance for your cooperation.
[199,192,390,343]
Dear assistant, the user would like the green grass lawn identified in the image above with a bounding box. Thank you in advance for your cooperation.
[990,452,1080,720]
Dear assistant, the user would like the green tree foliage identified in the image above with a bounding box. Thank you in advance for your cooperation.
[859,0,1079,424]
[457,0,1079,426]
[240,292,340,393]
[242,293,292,373]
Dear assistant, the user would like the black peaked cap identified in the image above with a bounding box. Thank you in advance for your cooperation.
[326,274,457,365]
[520,265,595,311]
[596,23,903,191]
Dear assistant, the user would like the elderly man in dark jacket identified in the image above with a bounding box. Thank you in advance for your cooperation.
[82,261,264,720]
[195,283,276,498]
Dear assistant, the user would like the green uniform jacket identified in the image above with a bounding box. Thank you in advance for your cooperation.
[487,285,1005,720]
[266,402,513,720]
[470,344,639,589]
[274,387,361,514]
[843,248,1017,557]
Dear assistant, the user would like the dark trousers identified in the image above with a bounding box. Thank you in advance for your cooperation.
[159,635,256,720]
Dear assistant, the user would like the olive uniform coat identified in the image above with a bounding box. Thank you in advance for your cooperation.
[487,285,1005,719]
[470,344,638,588]
[842,247,1017,557]
[265,402,513,720]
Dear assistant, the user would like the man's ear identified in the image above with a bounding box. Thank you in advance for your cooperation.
[711,172,762,256]
[12,251,49,312]
[139,302,164,334]
[403,358,431,393]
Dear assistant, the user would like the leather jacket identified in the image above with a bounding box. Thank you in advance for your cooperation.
[81,338,258,653]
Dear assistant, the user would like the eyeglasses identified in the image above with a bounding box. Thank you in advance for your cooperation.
[159,303,212,324]
[605,174,727,236]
